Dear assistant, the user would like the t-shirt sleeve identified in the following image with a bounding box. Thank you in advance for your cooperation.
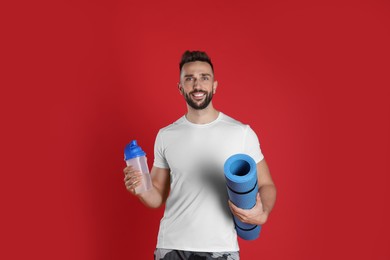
[244,126,264,163]
[153,130,170,169]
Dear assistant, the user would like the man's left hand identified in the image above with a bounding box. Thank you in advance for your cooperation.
[228,193,269,226]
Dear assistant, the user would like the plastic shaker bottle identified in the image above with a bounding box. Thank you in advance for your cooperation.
[124,140,152,194]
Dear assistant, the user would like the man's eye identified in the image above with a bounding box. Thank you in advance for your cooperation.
[201,76,209,81]
[185,77,194,81]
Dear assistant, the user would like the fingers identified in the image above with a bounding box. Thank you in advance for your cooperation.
[228,200,245,216]
[123,166,142,194]
[124,174,142,194]
[123,165,135,176]
[228,193,267,225]
[229,201,249,223]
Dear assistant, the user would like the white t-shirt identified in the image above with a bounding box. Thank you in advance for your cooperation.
[153,112,264,252]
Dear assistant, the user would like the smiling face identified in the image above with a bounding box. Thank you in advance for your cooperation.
[179,61,218,110]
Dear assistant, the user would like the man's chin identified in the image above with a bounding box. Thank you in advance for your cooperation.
[188,104,207,110]
[185,95,213,110]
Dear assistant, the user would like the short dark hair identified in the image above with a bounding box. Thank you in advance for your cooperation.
[179,50,214,73]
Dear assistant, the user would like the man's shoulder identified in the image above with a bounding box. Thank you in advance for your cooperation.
[158,116,186,133]
[219,112,248,129]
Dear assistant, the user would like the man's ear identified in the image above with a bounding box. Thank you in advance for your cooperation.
[178,83,183,95]
[213,80,218,94]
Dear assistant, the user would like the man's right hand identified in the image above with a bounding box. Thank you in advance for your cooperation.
[123,165,143,195]
[123,165,171,208]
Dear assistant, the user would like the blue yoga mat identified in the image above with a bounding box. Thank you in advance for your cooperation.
[224,154,261,240]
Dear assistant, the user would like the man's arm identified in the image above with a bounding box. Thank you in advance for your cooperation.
[124,166,170,208]
[228,159,277,225]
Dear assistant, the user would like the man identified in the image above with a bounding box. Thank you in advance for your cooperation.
[124,50,276,260]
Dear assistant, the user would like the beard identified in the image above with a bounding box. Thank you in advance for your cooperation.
[184,90,214,110]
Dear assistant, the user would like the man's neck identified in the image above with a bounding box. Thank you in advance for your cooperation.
[185,104,219,124]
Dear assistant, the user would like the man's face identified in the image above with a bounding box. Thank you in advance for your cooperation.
[179,61,217,110]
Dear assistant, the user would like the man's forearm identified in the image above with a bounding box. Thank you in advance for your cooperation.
[137,186,166,208]
[259,184,277,214]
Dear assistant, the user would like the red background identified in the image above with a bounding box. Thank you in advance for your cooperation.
[1,0,389,259]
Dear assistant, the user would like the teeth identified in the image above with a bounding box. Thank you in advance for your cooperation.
[193,93,205,97]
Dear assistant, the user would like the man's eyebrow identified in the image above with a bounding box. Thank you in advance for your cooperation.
[183,73,212,78]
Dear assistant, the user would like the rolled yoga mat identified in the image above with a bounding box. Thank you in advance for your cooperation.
[224,154,261,240]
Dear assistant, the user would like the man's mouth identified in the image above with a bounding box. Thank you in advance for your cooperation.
[191,92,206,100]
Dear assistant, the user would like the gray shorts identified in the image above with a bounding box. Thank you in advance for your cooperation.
[154,248,240,260]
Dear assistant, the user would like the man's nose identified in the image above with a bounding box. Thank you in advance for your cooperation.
[192,78,200,88]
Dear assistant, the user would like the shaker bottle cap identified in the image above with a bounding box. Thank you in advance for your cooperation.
[124,140,146,160]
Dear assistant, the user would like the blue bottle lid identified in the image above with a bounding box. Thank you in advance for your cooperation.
[124,140,146,160]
